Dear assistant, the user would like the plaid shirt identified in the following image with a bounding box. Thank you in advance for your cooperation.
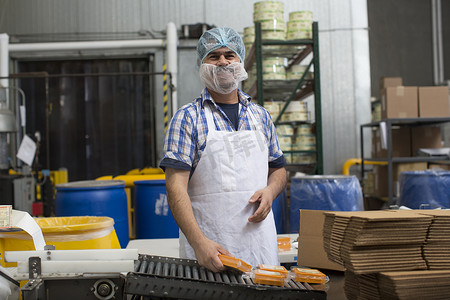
[161,88,284,170]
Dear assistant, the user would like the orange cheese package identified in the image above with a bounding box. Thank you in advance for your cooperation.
[292,267,326,284]
[258,264,288,278]
[253,269,285,287]
[218,254,252,273]
[277,237,291,251]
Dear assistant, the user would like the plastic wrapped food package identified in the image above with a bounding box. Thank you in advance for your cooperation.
[295,134,316,145]
[292,267,326,284]
[276,124,294,136]
[280,111,308,122]
[254,1,284,12]
[284,100,307,113]
[261,31,286,41]
[291,153,316,164]
[218,254,252,273]
[258,264,288,277]
[254,11,284,22]
[278,135,293,145]
[277,236,291,251]
[253,269,285,286]
[260,19,285,31]
[296,124,314,135]
[289,11,313,21]
[286,29,312,40]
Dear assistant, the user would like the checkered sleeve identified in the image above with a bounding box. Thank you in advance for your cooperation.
[265,109,285,163]
[162,105,197,167]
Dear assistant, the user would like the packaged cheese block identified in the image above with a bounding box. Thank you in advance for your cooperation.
[218,254,252,273]
[277,236,291,251]
[253,269,285,286]
[292,267,326,284]
[258,264,288,278]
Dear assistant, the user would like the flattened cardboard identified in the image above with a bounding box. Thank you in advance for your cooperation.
[324,210,433,274]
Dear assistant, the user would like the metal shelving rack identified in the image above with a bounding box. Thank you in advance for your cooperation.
[244,21,323,174]
[360,117,450,205]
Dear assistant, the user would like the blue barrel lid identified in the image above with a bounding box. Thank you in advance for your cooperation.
[134,180,166,185]
[291,175,356,181]
[55,180,126,190]
[401,170,450,177]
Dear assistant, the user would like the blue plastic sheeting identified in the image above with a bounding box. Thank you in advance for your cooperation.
[399,171,450,209]
[289,175,364,233]
[272,189,288,234]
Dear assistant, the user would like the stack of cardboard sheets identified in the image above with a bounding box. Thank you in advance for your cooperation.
[323,210,432,274]
[377,270,450,299]
[322,211,353,265]
[344,271,380,300]
[323,210,450,299]
[417,210,450,269]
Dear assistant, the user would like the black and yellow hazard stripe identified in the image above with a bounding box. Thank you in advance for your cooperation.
[163,64,168,132]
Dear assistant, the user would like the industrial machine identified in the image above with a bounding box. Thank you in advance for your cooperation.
[5,249,326,300]
[0,87,39,216]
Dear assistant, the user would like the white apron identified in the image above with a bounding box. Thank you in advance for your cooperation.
[179,102,279,266]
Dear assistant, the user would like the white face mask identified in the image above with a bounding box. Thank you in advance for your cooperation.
[199,62,248,94]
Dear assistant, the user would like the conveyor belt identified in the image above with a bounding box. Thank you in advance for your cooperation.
[125,254,327,300]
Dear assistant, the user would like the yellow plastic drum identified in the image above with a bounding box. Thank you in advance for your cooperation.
[0,216,120,267]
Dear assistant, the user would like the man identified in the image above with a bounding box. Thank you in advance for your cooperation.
[160,27,287,272]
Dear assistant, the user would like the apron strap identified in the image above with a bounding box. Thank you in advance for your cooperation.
[204,102,216,132]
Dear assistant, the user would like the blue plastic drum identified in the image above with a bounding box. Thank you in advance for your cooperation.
[134,180,179,239]
[399,171,450,209]
[55,180,129,248]
[289,175,363,233]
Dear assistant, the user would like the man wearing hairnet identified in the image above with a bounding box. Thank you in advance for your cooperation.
[160,27,287,272]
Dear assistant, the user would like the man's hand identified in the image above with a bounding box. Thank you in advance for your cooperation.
[248,167,287,223]
[192,237,231,273]
[248,186,275,223]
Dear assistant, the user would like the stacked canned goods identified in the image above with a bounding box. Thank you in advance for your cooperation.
[243,26,255,59]
[286,11,313,40]
[291,124,316,164]
[242,3,317,166]
[262,56,287,80]
[275,121,295,163]
[279,100,308,122]
[253,1,286,41]
[286,64,314,80]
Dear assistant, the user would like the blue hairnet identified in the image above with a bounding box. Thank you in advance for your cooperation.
[197,27,245,64]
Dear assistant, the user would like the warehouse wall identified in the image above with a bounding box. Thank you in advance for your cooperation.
[368,0,450,96]
[0,0,371,175]
[367,0,434,97]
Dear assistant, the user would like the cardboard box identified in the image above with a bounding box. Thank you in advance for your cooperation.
[381,86,418,119]
[372,162,428,197]
[298,209,345,271]
[379,77,403,90]
[411,126,442,155]
[373,127,411,158]
[418,86,450,118]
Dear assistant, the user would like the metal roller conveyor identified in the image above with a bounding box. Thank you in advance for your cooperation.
[125,255,326,300]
